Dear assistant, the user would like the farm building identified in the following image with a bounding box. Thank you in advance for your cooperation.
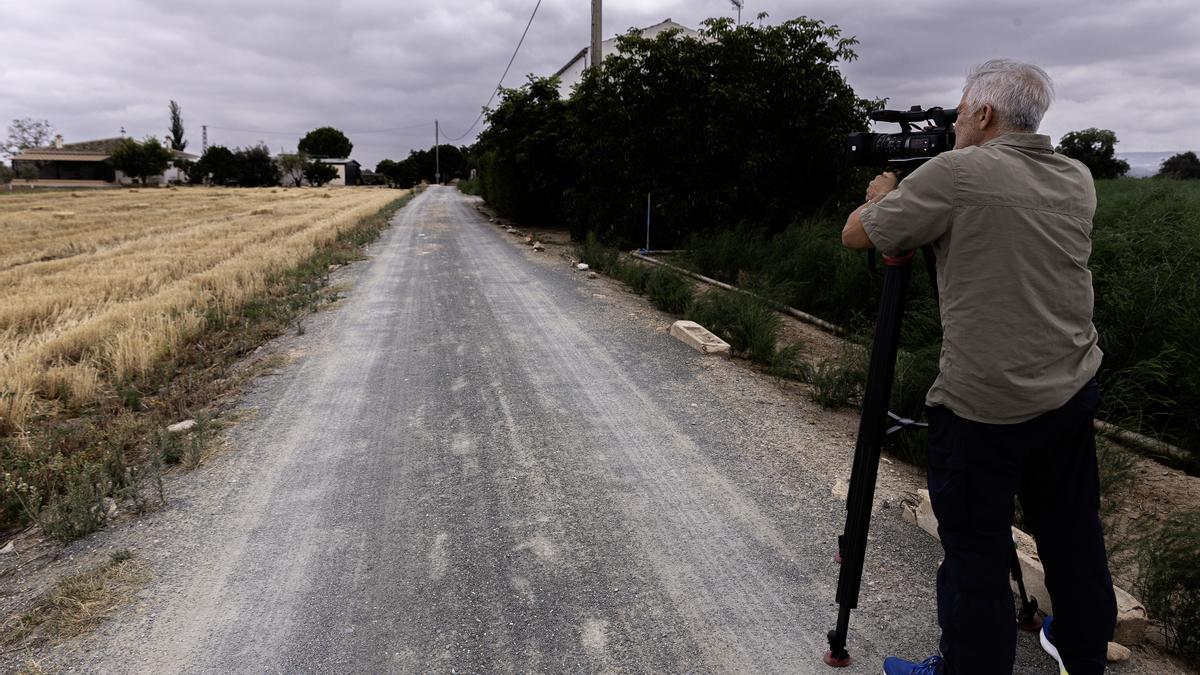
[552,18,700,98]
[316,158,362,186]
[9,134,197,186]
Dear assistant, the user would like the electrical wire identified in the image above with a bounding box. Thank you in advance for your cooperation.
[443,0,543,142]
[206,121,433,137]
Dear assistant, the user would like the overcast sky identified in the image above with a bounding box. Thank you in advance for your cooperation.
[2,0,1195,169]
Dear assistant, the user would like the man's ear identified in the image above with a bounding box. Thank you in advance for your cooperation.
[979,104,995,130]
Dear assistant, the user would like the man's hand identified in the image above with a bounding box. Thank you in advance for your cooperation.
[866,172,899,204]
[843,172,900,249]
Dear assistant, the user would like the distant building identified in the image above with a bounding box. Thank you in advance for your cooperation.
[552,18,701,98]
[10,134,197,186]
[316,158,361,186]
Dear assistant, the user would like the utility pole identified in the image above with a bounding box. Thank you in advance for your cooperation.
[435,119,441,184]
[202,125,208,154]
[590,0,602,70]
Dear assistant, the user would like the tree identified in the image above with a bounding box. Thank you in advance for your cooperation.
[110,136,173,184]
[279,152,310,187]
[192,145,238,185]
[375,158,418,188]
[168,100,187,151]
[0,164,13,184]
[475,16,873,245]
[298,127,352,159]
[1056,128,1130,179]
[304,160,339,187]
[1157,151,1200,180]
[233,144,281,187]
[4,118,55,157]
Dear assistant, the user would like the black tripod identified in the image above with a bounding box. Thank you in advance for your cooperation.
[822,245,1041,668]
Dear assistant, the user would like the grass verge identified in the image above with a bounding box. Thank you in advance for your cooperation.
[1,550,151,651]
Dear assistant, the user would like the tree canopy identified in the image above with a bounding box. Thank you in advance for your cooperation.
[191,144,280,187]
[303,160,339,187]
[1056,128,1130,179]
[111,136,173,183]
[1157,151,1200,180]
[471,16,873,246]
[298,127,353,159]
[168,100,187,151]
[4,118,55,157]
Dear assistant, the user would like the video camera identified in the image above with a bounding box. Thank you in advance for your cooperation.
[847,106,957,170]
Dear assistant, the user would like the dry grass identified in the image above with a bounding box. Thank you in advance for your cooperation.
[1,551,152,651]
[0,187,400,434]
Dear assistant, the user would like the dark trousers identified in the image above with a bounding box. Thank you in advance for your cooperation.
[927,379,1116,674]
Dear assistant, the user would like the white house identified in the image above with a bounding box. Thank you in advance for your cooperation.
[551,18,701,98]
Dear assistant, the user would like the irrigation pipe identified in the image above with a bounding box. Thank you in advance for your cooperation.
[629,251,1195,471]
[629,251,848,336]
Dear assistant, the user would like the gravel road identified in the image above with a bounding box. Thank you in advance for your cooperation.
[34,186,1183,674]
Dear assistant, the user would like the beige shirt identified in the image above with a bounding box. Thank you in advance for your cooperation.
[860,132,1102,424]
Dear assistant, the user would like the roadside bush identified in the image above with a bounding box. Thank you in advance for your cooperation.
[613,261,651,294]
[576,231,620,273]
[645,267,693,315]
[686,290,781,365]
[1136,512,1200,664]
[457,176,482,195]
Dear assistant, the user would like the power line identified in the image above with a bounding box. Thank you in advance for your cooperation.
[443,0,543,143]
[205,121,433,137]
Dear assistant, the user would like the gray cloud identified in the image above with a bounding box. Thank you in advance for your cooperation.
[1,0,1194,169]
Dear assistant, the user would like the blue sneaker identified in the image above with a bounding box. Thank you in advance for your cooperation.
[1040,615,1068,674]
[882,655,943,675]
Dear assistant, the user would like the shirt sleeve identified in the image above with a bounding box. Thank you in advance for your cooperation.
[860,154,956,256]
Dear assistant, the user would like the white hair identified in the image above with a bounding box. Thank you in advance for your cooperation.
[963,59,1055,132]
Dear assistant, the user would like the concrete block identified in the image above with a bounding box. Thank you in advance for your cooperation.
[669,320,731,357]
[901,489,1147,645]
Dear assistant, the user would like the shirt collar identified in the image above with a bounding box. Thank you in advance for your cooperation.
[983,132,1054,152]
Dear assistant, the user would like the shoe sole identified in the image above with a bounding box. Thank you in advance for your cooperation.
[1039,626,1069,675]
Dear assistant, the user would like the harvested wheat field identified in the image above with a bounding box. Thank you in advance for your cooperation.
[0,187,403,434]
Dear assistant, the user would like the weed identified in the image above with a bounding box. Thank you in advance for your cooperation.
[613,261,651,294]
[576,231,620,273]
[686,290,782,365]
[1135,512,1200,664]
[118,386,142,412]
[185,414,212,469]
[156,429,183,466]
[645,267,693,315]
[36,462,110,543]
[799,343,868,408]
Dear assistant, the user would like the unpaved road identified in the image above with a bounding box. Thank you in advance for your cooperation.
[21,187,1184,673]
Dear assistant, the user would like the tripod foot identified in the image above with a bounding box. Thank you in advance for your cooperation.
[823,650,852,667]
[1017,613,1043,633]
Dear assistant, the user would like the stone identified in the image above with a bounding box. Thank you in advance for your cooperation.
[576,263,590,271]
[669,320,731,357]
[901,489,1148,646]
[532,242,545,252]
[167,419,197,434]
[587,272,598,279]
[0,541,14,555]
[1107,642,1131,663]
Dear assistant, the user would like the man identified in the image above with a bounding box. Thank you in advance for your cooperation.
[841,59,1117,674]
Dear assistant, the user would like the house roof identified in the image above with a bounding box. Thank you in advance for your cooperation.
[553,18,698,78]
[15,152,111,162]
[316,158,360,166]
[11,137,197,162]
